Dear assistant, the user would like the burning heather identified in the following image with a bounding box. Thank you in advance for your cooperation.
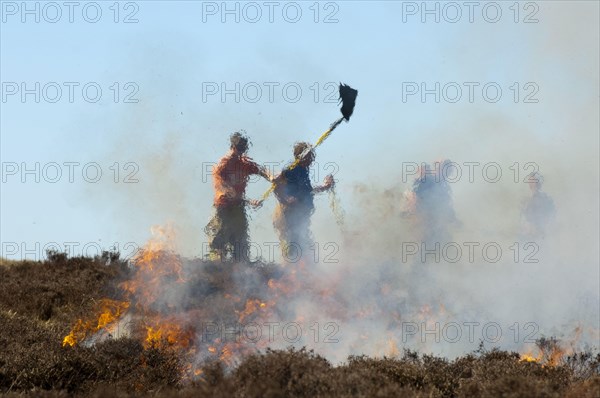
[5,144,600,395]
[57,222,599,383]
[41,111,600,391]
[60,224,316,376]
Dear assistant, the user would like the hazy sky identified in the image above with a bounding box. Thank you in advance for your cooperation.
[1,1,598,263]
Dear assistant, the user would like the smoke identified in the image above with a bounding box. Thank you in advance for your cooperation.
[74,1,599,367]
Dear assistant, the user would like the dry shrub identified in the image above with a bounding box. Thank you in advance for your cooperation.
[1,256,598,397]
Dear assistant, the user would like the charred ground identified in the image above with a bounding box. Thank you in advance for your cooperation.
[0,254,598,397]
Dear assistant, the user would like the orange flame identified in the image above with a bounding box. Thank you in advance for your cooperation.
[144,320,195,349]
[520,337,571,367]
[237,299,268,323]
[63,225,181,347]
[62,299,129,347]
[520,352,540,363]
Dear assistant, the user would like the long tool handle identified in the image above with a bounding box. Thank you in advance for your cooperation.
[259,116,345,203]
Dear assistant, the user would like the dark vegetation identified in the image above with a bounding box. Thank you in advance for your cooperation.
[0,252,598,397]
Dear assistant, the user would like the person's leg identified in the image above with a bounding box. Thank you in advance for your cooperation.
[283,205,311,262]
[273,204,290,257]
[206,208,225,260]
[230,205,249,262]
[297,209,313,261]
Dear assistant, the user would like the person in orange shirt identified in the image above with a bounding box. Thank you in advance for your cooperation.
[205,132,270,261]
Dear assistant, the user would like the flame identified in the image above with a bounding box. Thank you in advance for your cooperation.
[237,299,268,323]
[67,221,600,380]
[62,299,129,347]
[520,352,540,363]
[220,345,234,365]
[121,225,185,310]
[145,326,162,345]
[386,339,400,357]
[63,225,181,347]
[144,320,195,349]
[546,348,567,367]
[519,337,571,367]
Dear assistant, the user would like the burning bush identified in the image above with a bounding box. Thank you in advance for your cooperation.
[1,251,598,397]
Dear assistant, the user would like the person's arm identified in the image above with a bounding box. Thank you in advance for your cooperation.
[244,157,272,181]
[258,165,272,181]
[313,174,335,194]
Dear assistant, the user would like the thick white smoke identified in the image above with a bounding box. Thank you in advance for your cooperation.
[81,1,599,365]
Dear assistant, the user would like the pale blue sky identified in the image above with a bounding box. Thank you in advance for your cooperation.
[1,1,598,260]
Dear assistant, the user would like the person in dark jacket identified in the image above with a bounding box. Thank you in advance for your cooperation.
[272,142,334,260]
[522,172,555,238]
[411,159,459,244]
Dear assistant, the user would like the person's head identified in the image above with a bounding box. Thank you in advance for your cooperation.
[418,163,432,179]
[527,172,544,192]
[435,159,456,181]
[230,132,249,154]
[293,141,315,167]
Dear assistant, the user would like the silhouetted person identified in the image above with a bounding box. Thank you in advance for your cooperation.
[272,142,334,260]
[522,172,555,238]
[205,132,269,261]
[411,159,458,244]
